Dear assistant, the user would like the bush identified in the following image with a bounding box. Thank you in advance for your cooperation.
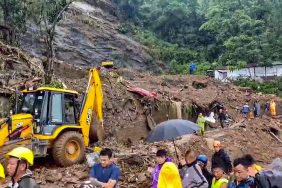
[233,78,280,96]
[43,81,64,89]
[125,26,206,74]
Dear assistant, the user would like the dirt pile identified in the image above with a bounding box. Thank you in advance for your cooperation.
[0,40,43,91]
[11,118,279,188]
[29,67,279,188]
[0,49,281,187]
[56,67,282,143]
[0,41,44,116]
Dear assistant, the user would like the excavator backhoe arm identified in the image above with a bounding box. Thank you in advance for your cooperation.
[79,68,104,146]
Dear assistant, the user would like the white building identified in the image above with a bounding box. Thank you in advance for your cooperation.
[214,63,282,81]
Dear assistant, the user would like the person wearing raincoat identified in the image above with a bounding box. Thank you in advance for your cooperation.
[270,100,276,116]
[197,113,206,136]
[158,162,182,188]
[150,149,173,188]
[0,163,5,184]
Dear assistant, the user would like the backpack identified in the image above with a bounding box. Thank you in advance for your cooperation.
[255,158,282,188]
[255,170,282,188]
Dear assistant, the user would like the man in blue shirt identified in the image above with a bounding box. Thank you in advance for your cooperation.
[228,157,255,188]
[90,148,121,188]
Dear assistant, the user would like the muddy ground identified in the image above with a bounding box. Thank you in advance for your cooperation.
[0,42,281,187]
[31,64,282,188]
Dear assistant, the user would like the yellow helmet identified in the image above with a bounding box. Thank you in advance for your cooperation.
[0,163,5,179]
[6,147,34,166]
[94,146,102,152]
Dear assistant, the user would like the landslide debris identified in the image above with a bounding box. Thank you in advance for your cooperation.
[0,43,281,187]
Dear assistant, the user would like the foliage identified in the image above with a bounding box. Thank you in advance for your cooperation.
[0,0,281,74]
[0,0,28,44]
[43,80,64,89]
[0,0,70,82]
[28,0,71,84]
[233,78,282,96]
[27,0,68,24]
[115,0,282,73]
[123,25,205,74]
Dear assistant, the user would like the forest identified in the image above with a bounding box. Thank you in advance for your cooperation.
[114,0,282,73]
[0,0,281,74]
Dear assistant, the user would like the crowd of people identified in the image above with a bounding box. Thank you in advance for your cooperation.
[196,99,278,136]
[241,100,277,119]
[148,140,282,188]
[0,143,281,188]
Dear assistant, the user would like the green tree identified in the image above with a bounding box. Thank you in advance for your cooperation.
[0,0,28,44]
[200,0,282,66]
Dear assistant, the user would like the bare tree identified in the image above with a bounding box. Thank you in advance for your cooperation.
[38,0,72,84]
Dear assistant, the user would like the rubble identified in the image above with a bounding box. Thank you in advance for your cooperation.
[0,45,282,187]
[49,67,282,187]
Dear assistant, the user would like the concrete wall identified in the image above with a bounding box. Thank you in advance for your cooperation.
[215,65,282,80]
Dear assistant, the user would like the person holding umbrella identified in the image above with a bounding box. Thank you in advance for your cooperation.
[180,149,209,188]
[158,162,182,188]
[149,149,173,188]
[146,119,200,162]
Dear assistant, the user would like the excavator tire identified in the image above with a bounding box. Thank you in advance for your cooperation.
[52,131,85,166]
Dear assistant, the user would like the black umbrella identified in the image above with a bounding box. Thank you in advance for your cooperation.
[146,119,200,160]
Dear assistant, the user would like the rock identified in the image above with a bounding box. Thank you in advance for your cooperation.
[137,173,147,183]
[62,176,80,184]
[74,171,89,180]
[128,175,136,183]
[45,170,63,182]
[20,1,164,73]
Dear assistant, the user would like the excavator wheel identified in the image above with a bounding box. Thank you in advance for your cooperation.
[52,131,85,166]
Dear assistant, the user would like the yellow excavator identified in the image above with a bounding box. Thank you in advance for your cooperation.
[0,68,103,166]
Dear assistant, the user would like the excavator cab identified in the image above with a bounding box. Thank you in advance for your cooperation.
[0,68,103,166]
[20,88,79,135]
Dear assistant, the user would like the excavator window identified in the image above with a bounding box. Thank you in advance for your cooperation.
[20,92,45,116]
[49,93,77,125]
[21,93,36,113]
[50,93,63,123]
[64,94,76,124]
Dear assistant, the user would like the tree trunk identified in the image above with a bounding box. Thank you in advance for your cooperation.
[44,33,54,84]
[43,1,72,84]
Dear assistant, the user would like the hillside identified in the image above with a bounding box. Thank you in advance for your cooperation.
[0,40,282,187]
[0,0,281,187]
[19,1,164,72]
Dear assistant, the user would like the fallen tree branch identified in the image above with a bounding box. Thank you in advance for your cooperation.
[229,119,245,129]
[269,131,282,144]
